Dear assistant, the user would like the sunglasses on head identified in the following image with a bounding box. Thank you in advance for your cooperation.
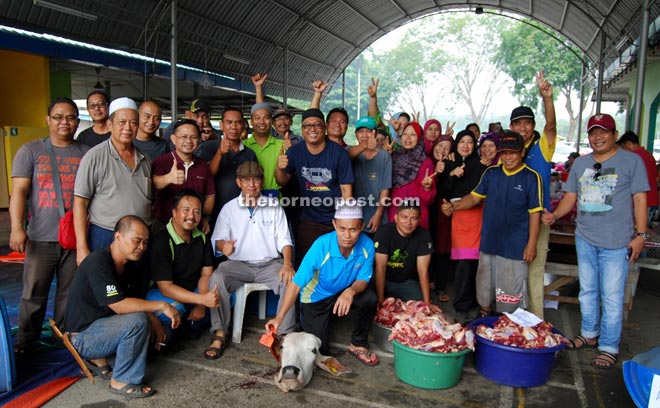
[593,162,602,180]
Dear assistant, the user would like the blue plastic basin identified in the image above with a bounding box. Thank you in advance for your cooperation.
[468,316,566,388]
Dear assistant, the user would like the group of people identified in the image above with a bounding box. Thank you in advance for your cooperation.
[8,69,653,397]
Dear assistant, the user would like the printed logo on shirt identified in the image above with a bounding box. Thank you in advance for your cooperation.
[514,184,523,192]
[302,167,332,191]
[106,285,119,297]
[262,219,274,227]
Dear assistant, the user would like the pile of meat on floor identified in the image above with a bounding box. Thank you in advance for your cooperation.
[474,315,568,349]
[376,298,475,353]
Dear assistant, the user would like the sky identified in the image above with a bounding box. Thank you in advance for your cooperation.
[367,15,622,129]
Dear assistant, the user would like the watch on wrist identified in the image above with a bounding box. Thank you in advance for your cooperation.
[635,232,649,241]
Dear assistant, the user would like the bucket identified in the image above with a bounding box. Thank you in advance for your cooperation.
[392,341,471,389]
[468,317,565,387]
[372,322,393,353]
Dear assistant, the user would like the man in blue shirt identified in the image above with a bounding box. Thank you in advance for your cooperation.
[266,202,379,366]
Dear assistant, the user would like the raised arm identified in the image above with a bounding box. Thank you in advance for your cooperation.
[367,77,384,128]
[310,80,329,109]
[251,73,269,103]
[537,71,557,146]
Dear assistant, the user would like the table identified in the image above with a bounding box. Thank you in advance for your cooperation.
[544,223,656,321]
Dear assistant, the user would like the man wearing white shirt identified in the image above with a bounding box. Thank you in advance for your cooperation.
[205,161,295,359]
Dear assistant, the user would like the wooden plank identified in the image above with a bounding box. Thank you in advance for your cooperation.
[544,294,580,304]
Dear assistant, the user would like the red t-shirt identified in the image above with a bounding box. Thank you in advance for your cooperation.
[633,146,659,206]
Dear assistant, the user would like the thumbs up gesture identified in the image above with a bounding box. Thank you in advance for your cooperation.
[541,208,557,226]
[440,199,454,216]
[200,285,220,308]
[223,240,236,256]
[168,160,185,185]
[282,131,292,150]
[220,136,231,154]
[277,145,288,170]
[366,131,378,151]
[451,163,465,178]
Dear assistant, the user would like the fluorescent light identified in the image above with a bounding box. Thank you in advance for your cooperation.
[223,54,250,65]
[33,0,98,21]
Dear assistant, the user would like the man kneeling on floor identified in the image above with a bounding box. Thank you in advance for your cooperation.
[266,202,380,366]
[205,161,296,359]
[63,215,181,398]
[146,189,219,345]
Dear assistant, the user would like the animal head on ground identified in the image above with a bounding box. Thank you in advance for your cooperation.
[275,332,322,392]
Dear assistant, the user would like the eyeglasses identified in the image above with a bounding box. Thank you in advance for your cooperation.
[49,115,78,123]
[302,123,324,130]
[88,102,107,110]
[593,162,602,180]
[176,135,200,141]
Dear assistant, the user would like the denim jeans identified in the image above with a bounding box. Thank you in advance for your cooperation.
[145,288,209,340]
[575,236,628,354]
[70,312,150,385]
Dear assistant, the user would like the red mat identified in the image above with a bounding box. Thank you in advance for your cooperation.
[2,376,79,408]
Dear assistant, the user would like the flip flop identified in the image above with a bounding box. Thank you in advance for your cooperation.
[85,360,113,380]
[349,347,379,366]
[567,335,598,350]
[591,351,617,370]
[108,383,156,399]
[203,334,227,360]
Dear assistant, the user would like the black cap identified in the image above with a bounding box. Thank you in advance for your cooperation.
[510,106,535,122]
[302,108,325,122]
[189,98,211,113]
[497,131,525,152]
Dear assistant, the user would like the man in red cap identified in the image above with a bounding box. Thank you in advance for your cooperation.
[543,113,649,370]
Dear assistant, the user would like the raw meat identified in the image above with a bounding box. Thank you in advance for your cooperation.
[475,315,568,349]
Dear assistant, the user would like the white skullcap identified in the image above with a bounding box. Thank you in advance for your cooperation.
[334,201,363,220]
[109,97,138,116]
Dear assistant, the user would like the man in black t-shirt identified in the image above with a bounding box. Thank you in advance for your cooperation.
[147,190,218,342]
[64,216,180,398]
[373,201,433,305]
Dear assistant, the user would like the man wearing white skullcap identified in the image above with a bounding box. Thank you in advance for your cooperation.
[74,97,153,265]
[266,200,380,366]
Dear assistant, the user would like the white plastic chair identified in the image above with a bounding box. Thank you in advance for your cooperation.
[232,283,270,343]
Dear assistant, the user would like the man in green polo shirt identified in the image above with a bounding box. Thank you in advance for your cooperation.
[146,189,219,345]
[244,102,283,197]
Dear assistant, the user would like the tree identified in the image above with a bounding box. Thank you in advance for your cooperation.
[495,21,591,141]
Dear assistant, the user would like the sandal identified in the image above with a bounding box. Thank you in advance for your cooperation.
[478,307,491,318]
[437,291,450,303]
[591,351,618,370]
[108,383,155,399]
[567,335,598,350]
[203,334,227,360]
[349,346,379,366]
[85,360,113,380]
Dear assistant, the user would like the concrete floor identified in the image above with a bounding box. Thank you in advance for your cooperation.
[1,209,658,407]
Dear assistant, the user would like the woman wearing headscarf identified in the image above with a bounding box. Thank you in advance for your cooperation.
[440,129,488,320]
[478,132,501,167]
[429,133,455,302]
[389,122,436,228]
[423,119,442,156]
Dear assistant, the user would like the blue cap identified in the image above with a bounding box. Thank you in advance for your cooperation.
[355,116,376,130]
